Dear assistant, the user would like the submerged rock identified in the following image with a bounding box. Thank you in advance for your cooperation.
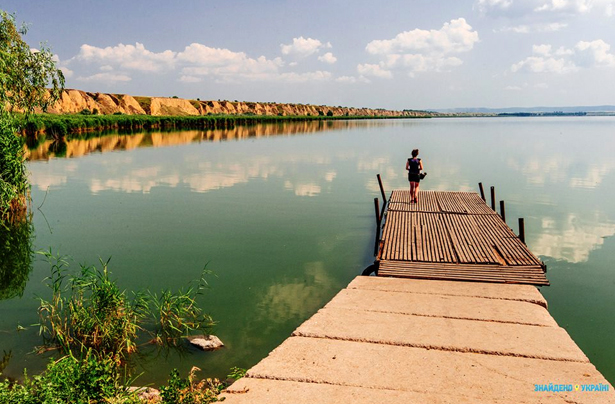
[187,335,224,351]
[128,386,160,402]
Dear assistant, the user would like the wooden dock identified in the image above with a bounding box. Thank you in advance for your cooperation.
[376,190,549,285]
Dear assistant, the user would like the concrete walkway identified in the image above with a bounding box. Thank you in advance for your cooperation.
[221,276,614,403]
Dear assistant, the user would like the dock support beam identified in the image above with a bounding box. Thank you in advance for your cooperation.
[377,174,387,206]
[490,186,496,211]
[500,200,506,223]
[518,218,526,244]
[374,197,381,256]
[478,182,486,201]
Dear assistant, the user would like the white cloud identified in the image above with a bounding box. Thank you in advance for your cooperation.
[75,42,176,72]
[478,0,615,17]
[178,43,283,81]
[363,18,478,77]
[476,0,513,14]
[511,56,577,73]
[533,44,552,56]
[534,0,591,13]
[280,37,331,57]
[336,75,357,83]
[52,54,74,78]
[357,63,393,79]
[366,18,479,55]
[76,72,132,82]
[67,40,333,85]
[60,66,74,79]
[179,75,202,83]
[318,52,337,64]
[574,40,615,67]
[278,71,332,83]
[504,85,523,90]
[512,39,615,73]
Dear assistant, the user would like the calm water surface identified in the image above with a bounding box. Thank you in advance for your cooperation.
[1,117,614,384]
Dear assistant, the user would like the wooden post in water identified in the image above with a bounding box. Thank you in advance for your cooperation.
[377,174,387,206]
[374,197,381,256]
[478,182,486,201]
[518,218,526,244]
[500,200,506,223]
[490,186,496,211]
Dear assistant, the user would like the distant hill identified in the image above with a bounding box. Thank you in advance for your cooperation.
[433,105,615,114]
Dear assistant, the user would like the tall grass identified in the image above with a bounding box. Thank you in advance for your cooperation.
[18,113,411,140]
[37,252,214,361]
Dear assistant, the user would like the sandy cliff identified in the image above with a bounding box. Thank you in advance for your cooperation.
[45,89,429,118]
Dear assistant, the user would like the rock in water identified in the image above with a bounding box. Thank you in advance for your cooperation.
[128,386,160,401]
[187,335,224,351]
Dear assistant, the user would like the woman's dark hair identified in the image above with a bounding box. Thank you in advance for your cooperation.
[411,149,419,158]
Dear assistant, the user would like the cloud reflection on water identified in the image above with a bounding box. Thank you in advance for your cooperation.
[533,212,615,263]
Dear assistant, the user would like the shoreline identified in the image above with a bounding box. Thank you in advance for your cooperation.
[18,113,429,140]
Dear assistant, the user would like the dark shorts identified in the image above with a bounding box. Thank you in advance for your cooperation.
[408,173,421,183]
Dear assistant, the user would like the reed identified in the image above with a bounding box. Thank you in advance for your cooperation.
[18,113,409,140]
[37,251,214,360]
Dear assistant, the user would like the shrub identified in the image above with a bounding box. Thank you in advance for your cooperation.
[0,112,28,221]
[160,368,224,404]
[0,352,140,404]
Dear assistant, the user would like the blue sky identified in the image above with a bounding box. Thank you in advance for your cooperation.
[4,0,615,109]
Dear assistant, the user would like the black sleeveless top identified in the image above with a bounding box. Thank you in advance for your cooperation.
[408,158,420,174]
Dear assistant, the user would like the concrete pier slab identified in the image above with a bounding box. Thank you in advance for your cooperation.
[224,378,576,404]
[326,288,557,327]
[220,277,615,404]
[244,337,612,403]
[347,276,548,308]
[293,307,588,362]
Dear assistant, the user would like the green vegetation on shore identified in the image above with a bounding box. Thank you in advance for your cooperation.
[1,10,63,221]
[19,112,419,140]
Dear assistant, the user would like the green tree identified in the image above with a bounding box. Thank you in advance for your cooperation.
[0,10,64,114]
[0,10,64,220]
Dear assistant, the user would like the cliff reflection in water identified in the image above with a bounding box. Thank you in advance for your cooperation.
[25,120,392,161]
[0,217,33,301]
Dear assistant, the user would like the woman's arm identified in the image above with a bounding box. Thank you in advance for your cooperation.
[419,160,424,170]
[405,159,410,170]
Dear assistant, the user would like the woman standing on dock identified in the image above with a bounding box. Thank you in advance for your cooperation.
[406,149,423,203]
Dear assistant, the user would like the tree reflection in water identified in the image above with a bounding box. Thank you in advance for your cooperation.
[0,216,33,301]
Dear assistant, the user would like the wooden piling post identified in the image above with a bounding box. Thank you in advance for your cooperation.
[500,200,506,223]
[490,186,496,211]
[374,197,381,256]
[518,218,526,244]
[377,174,387,205]
[478,182,486,201]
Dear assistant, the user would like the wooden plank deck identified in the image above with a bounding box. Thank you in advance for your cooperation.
[377,190,549,285]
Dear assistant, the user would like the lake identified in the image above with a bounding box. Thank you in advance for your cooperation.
[1,117,614,385]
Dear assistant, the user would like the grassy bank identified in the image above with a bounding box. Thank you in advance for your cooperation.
[18,113,424,140]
